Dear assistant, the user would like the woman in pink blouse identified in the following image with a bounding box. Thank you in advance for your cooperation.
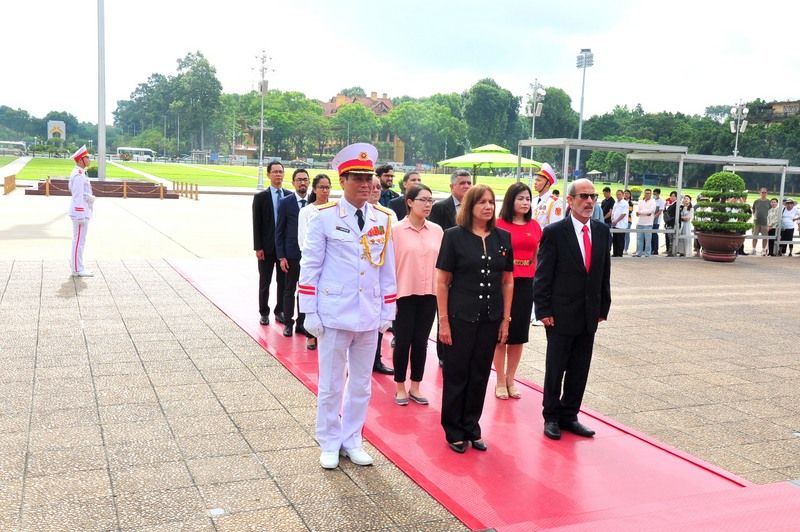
[391,184,444,406]
[494,182,542,400]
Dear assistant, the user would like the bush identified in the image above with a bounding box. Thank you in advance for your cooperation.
[629,185,642,201]
[86,165,98,177]
[693,171,752,234]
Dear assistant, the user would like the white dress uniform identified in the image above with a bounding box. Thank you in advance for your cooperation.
[533,190,565,229]
[298,147,397,458]
[68,145,94,275]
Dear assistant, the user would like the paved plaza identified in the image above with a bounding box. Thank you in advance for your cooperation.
[1,190,800,530]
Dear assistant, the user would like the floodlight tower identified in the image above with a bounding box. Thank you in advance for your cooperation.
[575,48,594,177]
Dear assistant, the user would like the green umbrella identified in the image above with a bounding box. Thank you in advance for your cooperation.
[438,144,541,182]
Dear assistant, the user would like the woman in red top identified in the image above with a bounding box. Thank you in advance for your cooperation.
[494,182,542,400]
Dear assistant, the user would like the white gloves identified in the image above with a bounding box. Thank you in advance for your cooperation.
[379,321,392,334]
[87,195,96,206]
[304,313,324,338]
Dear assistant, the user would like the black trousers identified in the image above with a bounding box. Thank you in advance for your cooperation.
[257,254,285,318]
[282,258,304,328]
[542,329,595,423]
[780,228,794,255]
[393,295,437,383]
[768,228,777,256]
[664,225,674,255]
[612,232,625,257]
[441,317,500,443]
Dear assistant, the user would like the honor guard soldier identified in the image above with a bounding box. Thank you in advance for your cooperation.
[533,163,565,229]
[299,143,397,469]
[68,145,96,277]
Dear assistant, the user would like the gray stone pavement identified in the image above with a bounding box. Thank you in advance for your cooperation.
[1,189,800,530]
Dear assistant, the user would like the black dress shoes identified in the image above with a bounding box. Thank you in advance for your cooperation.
[275,312,286,325]
[471,439,487,451]
[448,441,466,454]
[559,420,596,437]
[259,316,269,326]
[544,421,561,440]
[282,325,293,337]
[295,325,307,336]
[373,362,394,375]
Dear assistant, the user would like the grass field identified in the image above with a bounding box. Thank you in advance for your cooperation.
[0,156,16,168]
[112,161,796,204]
[16,158,146,181]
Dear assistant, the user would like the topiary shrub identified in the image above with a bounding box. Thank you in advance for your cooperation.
[693,171,752,234]
[86,165,98,177]
[629,185,642,201]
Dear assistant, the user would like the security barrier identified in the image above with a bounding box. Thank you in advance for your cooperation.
[173,180,200,200]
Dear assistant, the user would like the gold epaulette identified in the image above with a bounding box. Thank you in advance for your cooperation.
[318,201,337,210]
[373,204,393,216]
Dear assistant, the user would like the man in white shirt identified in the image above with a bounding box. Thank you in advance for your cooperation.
[651,188,665,255]
[634,188,657,257]
[610,189,629,257]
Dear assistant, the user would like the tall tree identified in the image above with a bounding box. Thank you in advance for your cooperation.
[462,79,520,150]
[339,87,366,97]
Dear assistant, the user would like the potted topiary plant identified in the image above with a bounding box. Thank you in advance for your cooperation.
[692,171,752,262]
[629,185,642,201]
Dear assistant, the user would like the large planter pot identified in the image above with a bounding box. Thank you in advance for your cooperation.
[696,232,746,262]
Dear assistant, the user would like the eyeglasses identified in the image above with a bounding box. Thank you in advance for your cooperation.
[294,177,310,182]
[316,185,331,190]
[413,198,434,204]
[572,193,599,201]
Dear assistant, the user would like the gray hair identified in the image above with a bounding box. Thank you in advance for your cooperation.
[450,169,471,184]
[567,178,593,197]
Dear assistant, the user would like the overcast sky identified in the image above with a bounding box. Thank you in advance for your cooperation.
[2,0,799,125]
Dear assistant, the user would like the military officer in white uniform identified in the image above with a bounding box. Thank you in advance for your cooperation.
[68,145,96,277]
[299,142,397,469]
[531,163,564,324]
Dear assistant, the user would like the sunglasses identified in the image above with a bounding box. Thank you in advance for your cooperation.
[572,193,599,201]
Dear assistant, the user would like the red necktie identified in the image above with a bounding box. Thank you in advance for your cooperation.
[582,225,591,272]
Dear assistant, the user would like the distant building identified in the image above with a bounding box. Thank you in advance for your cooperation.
[321,92,394,117]
[47,120,66,140]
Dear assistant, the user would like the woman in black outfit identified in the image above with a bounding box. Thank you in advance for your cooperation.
[435,184,514,454]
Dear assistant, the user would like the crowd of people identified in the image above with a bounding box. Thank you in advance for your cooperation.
[252,144,610,468]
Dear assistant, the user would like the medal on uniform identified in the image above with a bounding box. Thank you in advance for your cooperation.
[360,215,392,267]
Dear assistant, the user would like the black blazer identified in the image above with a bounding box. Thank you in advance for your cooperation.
[533,217,611,336]
[436,226,514,322]
[429,195,457,231]
[388,194,407,220]
[275,193,304,260]
[252,187,290,255]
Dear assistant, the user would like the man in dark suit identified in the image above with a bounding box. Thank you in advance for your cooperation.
[276,169,311,337]
[252,161,291,325]
[533,178,611,440]
[388,171,422,220]
[428,169,473,365]
[429,169,472,230]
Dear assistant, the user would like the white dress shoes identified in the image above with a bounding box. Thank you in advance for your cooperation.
[72,271,94,277]
[340,446,373,466]
[319,451,339,469]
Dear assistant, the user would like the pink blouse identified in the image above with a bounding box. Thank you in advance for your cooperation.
[496,218,542,278]
[392,218,444,298]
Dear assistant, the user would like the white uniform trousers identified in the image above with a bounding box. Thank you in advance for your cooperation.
[316,327,377,452]
[71,218,89,274]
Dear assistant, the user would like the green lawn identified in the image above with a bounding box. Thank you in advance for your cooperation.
[0,156,16,167]
[16,158,145,181]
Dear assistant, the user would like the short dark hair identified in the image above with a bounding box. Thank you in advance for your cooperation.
[653,188,661,194]
[404,184,432,210]
[375,164,393,177]
[308,174,331,203]
[402,171,420,184]
[602,186,611,193]
[292,168,309,180]
[457,184,495,230]
[644,188,652,193]
[669,190,678,197]
[499,182,533,223]
[267,160,283,173]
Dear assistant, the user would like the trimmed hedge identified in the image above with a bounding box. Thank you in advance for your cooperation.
[693,171,752,234]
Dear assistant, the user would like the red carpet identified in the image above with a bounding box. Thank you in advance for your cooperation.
[169,258,800,531]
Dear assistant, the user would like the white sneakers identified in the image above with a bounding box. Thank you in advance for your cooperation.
[340,446,373,466]
[71,271,94,277]
[319,451,339,469]
[320,446,374,469]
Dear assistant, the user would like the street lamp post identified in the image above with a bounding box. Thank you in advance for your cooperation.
[255,51,271,191]
[575,48,594,178]
[527,79,546,160]
[730,100,749,158]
